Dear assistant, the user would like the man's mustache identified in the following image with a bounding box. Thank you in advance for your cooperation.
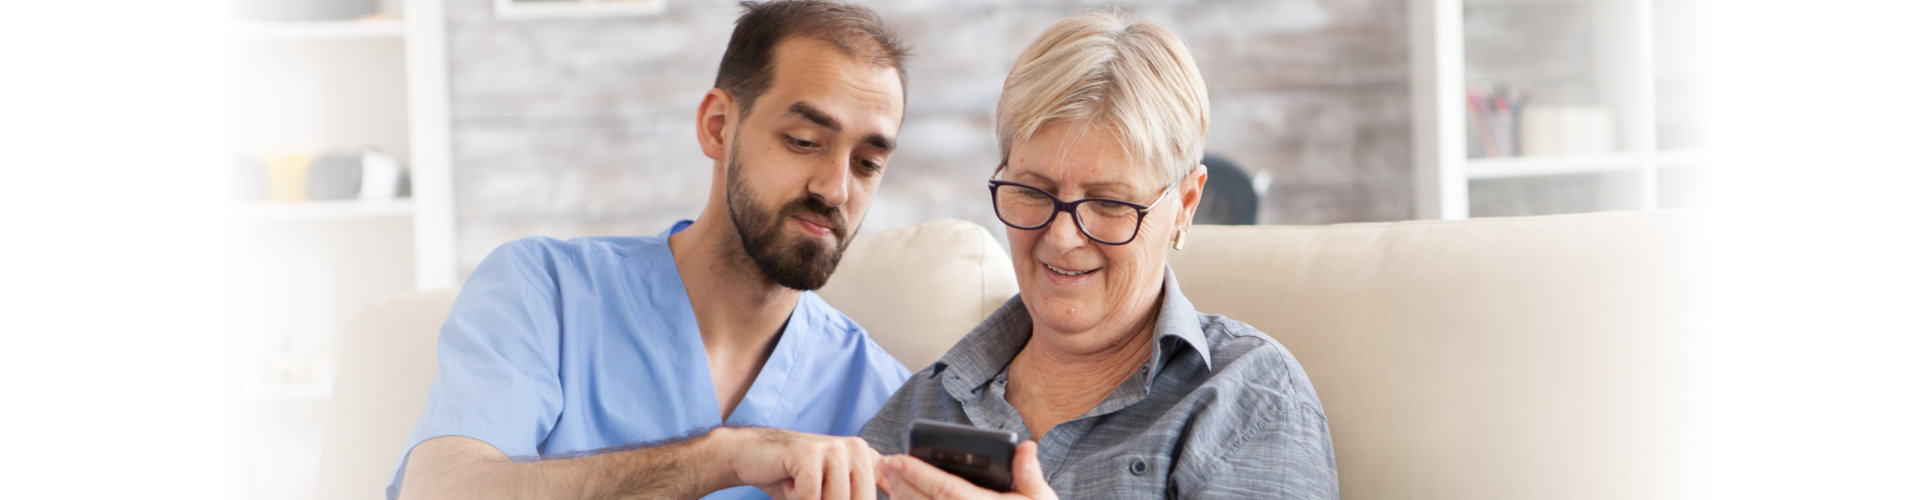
[779,197,847,242]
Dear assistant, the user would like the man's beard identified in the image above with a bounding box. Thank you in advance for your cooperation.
[724,142,855,291]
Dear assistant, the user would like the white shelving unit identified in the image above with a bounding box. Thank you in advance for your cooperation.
[225,3,455,358]
[225,3,453,499]
[1410,0,1705,219]
[227,199,416,220]
[406,0,458,292]
[231,18,407,40]
[227,5,454,387]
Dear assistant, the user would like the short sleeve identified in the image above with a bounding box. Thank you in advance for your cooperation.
[388,239,567,495]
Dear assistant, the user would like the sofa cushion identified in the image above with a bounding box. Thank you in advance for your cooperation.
[316,287,459,500]
[817,219,1020,371]
[1167,211,1702,499]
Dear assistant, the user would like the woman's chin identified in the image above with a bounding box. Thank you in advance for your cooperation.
[1028,301,1104,336]
[1021,271,1117,336]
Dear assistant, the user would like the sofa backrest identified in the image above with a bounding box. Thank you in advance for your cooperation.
[1167,211,1702,499]
[826,212,1703,498]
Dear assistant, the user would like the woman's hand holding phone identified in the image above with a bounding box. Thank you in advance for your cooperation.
[878,440,1057,500]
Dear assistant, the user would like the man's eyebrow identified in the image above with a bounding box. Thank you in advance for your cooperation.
[864,133,895,152]
[785,102,840,132]
[786,101,895,152]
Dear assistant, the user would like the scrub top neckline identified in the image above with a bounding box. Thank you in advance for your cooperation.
[653,220,808,429]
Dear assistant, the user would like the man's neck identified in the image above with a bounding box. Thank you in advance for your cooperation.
[667,214,800,355]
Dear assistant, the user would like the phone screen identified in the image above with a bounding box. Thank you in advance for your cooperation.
[906,419,1021,492]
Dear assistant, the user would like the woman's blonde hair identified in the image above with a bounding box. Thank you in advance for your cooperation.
[995,9,1209,186]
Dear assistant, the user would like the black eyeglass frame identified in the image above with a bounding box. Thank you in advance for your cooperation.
[986,178,1174,246]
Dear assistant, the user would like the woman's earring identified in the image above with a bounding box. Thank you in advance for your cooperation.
[1172,229,1187,251]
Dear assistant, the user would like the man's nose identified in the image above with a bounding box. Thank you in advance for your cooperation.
[807,153,853,208]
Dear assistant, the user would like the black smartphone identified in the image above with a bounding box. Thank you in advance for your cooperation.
[906,418,1021,492]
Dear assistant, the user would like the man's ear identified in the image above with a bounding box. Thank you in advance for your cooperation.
[696,88,735,162]
[1175,163,1209,228]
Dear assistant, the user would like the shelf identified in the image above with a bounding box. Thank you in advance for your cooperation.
[241,382,332,402]
[1415,0,1705,218]
[1466,149,1703,179]
[228,199,415,221]
[1652,149,1705,169]
[1468,152,1646,179]
[230,19,405,41]
[492,0,667,19]
[1465,0,1592,5]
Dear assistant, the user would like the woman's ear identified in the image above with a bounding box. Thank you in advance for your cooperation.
[696,88,735,162]
[1175,163,1209,228]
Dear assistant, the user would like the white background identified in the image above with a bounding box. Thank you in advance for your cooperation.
[0,0,1927,498]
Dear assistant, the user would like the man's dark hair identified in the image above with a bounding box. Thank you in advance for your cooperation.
[714,0,910,116]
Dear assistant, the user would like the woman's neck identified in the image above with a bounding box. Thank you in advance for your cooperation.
[1004,308,1161,441]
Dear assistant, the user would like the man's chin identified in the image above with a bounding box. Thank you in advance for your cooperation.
[760,238,843,291]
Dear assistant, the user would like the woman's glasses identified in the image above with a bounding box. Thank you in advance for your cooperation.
[988,178,1172,245]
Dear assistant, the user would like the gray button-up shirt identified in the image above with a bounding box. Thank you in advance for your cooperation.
[862,267,1338,499]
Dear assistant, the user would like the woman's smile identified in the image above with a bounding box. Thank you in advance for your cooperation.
[1041,261,1101,286]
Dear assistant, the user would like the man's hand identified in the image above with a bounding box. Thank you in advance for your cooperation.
[877,441,1057,500]
[711,427,883,500]
[401,429,884,500]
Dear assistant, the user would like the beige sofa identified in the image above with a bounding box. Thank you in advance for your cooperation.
[318,212,1701,499]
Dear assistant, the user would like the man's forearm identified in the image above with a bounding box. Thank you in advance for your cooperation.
[400,430,736,500]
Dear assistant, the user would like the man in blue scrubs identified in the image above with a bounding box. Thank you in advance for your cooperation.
[390,2,912,499]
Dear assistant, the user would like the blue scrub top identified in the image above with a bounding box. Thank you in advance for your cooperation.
[388,221,911,499]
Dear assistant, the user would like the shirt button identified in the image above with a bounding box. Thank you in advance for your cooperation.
[1129,459,1148,476]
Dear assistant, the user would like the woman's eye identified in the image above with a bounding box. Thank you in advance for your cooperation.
[1091,201,1136,216]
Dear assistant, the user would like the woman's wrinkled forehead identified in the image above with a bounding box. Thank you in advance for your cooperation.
[1001,121,1166,196]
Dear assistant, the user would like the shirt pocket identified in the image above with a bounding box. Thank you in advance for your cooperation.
[1074,451,1170,499]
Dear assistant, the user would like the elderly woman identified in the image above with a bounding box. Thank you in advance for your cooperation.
[864,10,1337,500]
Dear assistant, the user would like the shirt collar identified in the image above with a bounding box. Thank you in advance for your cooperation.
[657,219,694,238]
[931,265,1213,400]
[1147,265,1213,372]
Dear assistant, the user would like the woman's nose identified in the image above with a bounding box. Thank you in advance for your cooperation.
[1041,208,1089,249]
